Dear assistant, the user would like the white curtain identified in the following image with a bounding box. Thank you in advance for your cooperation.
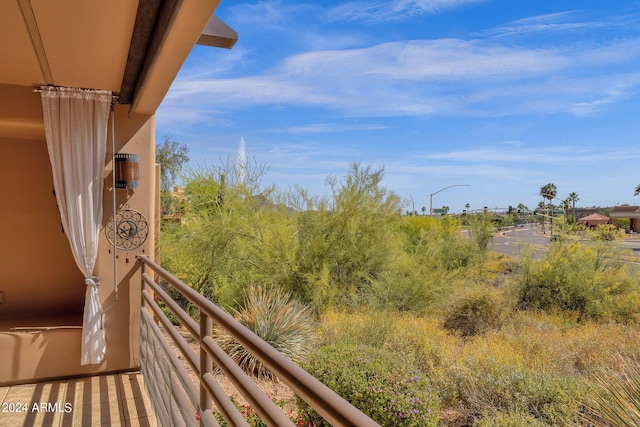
[41,86,111,365]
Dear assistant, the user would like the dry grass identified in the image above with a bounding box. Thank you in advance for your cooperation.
[581,354,640,427]
[320,310,640,426]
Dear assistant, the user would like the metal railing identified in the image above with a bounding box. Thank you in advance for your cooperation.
[137,255,379,427]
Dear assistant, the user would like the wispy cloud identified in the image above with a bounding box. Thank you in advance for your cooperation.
[486,10,640,39]
[327,0,486,22]
[227,1,317,31]
[163,34,640,126]
[416,146,640,164]
[280,123,388,133]
[485,11,606,37]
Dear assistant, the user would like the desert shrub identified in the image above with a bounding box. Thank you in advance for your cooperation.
[217,285,316,380]
[467,213,496,253]
[214,396,302,427]
[434,352,582,426]
[515,240,640,322]
[319,310,397,348]
[443,288,505,337]
[319,310,640,426]
[320,310,461,376]
[474,410,549,427]
[580,354,640,427]
[298,344,439,426]
[158,301,181,326]
[411,225,481,272]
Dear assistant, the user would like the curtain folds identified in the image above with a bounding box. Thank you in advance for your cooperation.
[41,86,112,365]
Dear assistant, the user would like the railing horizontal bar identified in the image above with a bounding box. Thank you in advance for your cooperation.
[143,273,262,426]
[142,272,200,338]
[201,409,221,427]
[140,323,171,427]
[202,372,250,427]
[142,310,195,427]
[202,335,295,427]
[138,255,380,427]
[141,308,199,408]
[144,326,189,427]
[143,289,200,376]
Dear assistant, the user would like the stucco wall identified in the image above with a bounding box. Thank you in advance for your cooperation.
[0,137,85,321]
[0,105,157,385]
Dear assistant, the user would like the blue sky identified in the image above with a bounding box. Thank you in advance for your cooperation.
[156,0,640,213]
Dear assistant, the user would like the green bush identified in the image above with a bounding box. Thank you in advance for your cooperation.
[442,288,504,337]
[474,410,549,427]
[214,396,302,427]
[515,240,640,322]
[434,355,582,426]
[468,213,496,253]
[298,344,439,426]
[217,284,316,380]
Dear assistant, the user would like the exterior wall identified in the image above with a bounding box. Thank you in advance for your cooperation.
[0,104,156,385]
[0,137,85,321]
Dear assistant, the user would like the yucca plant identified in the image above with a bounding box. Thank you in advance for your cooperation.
[580,354,640,426]
[217,284,316,380]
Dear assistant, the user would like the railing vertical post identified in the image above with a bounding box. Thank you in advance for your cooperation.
[200,311,213,426]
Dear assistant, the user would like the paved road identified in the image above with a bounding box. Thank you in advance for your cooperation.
[491,224,548,257]
[491,224,640,264]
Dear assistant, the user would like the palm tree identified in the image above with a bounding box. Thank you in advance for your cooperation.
[568,192,579,223]
[540,183,557,233]
[465,203,470,212]
[635,184,640,197]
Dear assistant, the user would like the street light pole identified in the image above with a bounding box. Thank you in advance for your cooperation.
[430,184,470,215]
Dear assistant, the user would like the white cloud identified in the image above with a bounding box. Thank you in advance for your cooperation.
[278,39,568,81]
[327,0,486,22]
[228,1,317,31]
[281,123,388,133]
[485,11,606,37]
[160,27,640,125]
[416,146,640,164]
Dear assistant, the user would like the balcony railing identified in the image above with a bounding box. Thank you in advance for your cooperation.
[137,255,379,427]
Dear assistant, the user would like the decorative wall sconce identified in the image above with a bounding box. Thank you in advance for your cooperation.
[114,153,139,189]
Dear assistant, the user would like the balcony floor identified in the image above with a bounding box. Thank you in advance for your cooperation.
[0,372,156,427]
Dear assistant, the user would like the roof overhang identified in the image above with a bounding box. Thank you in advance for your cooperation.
[0,0,235,139]
[609,206,640,219]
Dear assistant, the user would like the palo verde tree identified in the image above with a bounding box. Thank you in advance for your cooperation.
[291,162,411,312]
[156,136,190,217]
[157,136,189,191]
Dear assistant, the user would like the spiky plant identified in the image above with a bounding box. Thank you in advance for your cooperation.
[580,354,640,426]
[217,284,316,380]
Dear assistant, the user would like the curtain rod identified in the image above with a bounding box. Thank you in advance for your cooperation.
[33,87,120,102]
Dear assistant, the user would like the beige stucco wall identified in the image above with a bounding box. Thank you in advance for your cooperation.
[0,104,157,385]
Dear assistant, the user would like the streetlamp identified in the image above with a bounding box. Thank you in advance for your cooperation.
[430,184,470,215]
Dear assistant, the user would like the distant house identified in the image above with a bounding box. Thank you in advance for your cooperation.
[572,208,605,219]
[577,213,610,228]
[609,206,640,231]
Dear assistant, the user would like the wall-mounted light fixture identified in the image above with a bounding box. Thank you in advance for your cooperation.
[114,153,139,189]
